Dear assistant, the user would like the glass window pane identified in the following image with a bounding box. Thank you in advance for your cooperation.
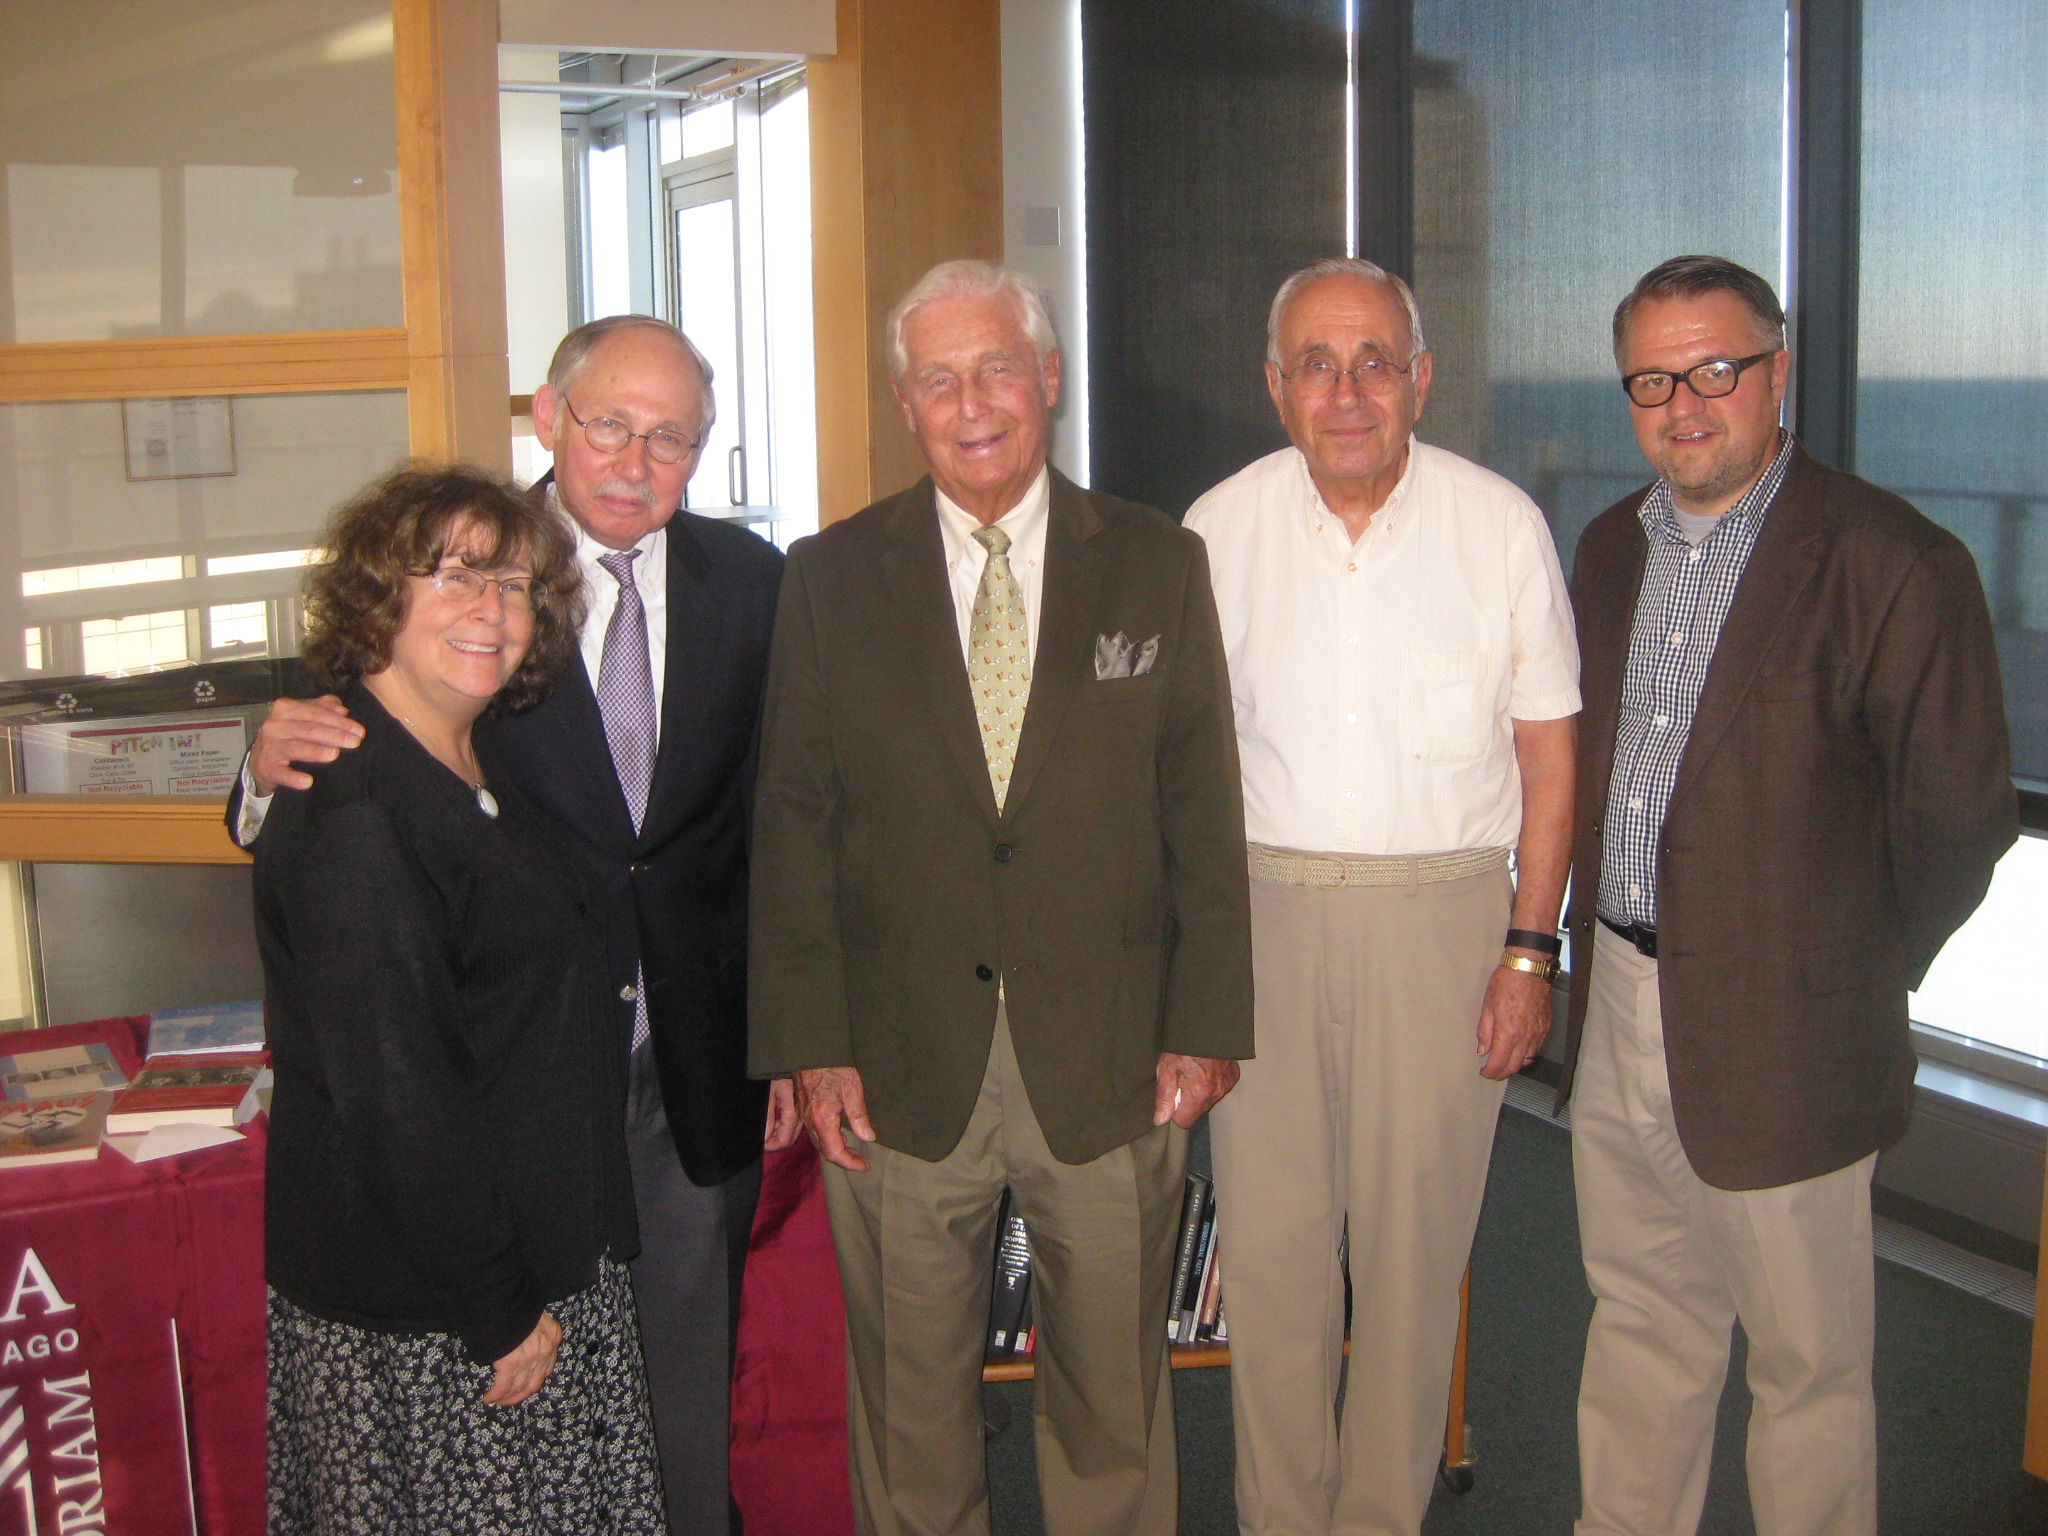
[588,140,632,317]
[1857,0,2048,787]
[0,390,407,687]
[1,1,402,341]
[675,196,741,508]
[81,610,191,677]
[682,101,736,160]
[1410,1,1787,573]
[1912,836,2048,1061]
[761,84,818,543]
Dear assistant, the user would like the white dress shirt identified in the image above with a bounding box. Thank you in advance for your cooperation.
[1183,441,1580,857]
[933,468,1051,664]
[575,517,668,742]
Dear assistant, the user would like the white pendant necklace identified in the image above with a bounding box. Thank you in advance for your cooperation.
[394,711,496,818]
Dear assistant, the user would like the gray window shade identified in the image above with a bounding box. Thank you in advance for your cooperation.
[1084,0,1350,517]
[1856,0,2048,787]
[1410,0,1786,575]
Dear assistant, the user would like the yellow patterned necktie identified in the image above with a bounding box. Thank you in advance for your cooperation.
[968,524,1032,810]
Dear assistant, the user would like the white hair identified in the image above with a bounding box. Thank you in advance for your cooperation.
[885,260,1059,378]
[545,314,717,437]
[1266,257,1428,367]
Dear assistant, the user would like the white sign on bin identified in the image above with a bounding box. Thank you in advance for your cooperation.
[20,711,248,797]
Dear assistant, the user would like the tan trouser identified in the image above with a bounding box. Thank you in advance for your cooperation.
[1572,924,1878,1536]
[822,1008,1185,1536]
[1210,863,1511,1536]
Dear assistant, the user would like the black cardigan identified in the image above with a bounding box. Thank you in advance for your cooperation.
[256,685,638,1364]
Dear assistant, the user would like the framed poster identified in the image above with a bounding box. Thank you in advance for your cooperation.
[122,398,236,482]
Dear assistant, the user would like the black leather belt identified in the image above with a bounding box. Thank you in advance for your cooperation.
[1599,914,1658,958]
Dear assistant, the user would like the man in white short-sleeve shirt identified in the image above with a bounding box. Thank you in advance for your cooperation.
[1184,258,1580,1536]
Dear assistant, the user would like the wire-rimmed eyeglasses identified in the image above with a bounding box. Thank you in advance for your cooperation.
[420,567,537,612]
[560,398,701,465]
[1279,353,1418,397]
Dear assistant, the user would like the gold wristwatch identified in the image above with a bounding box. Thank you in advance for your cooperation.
[1499,950,1560,983]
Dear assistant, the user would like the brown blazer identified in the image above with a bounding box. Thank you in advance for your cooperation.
[747,471,1254,1165]
[1558,447,2016,1190]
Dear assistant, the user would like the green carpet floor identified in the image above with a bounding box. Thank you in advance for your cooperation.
[984,1105,2048,1534]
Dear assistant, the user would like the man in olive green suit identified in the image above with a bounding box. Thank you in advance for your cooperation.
[748,260,1254,1536]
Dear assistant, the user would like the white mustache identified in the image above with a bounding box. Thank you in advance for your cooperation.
[591,477,656,508]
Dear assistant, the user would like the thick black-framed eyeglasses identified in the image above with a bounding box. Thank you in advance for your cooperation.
[1620,350,1779,409]
[560,398,700,465]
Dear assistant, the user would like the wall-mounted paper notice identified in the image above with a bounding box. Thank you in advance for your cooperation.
[20,710,248,796]
[122,396,236,481]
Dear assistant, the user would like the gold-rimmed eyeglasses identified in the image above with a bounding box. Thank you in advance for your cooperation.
[419,567,537,612]
[1279,353,1417,397]
[560,398,701,465]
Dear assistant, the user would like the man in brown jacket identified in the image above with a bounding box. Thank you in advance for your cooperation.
[1560,255,2015,1536]
[748,260,1253,1536]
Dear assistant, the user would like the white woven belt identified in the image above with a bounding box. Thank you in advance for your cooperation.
[1247,843,1510,889]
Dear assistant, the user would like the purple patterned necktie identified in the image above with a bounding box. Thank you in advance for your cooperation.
[596,549,655,1052]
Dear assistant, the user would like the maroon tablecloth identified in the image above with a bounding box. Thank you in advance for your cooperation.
[0,1017,266,1536]
[0,1019,856,1536]
[731,1142,856,1535]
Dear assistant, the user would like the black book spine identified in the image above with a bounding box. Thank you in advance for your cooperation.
[1166,1173,1210,1338]
[988,1190,1034,1357]
[1177,1184,1218,1344]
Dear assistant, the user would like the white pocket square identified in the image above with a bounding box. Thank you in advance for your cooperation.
[1094,631,1160,679]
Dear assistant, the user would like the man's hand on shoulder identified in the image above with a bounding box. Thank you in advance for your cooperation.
[793,1066,876,1172]
[252,695,364,794]
[1154,1053,1241,1129]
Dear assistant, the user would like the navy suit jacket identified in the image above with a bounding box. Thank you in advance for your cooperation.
[477,498,784,1186]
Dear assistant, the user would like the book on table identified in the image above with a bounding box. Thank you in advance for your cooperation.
[145,1000,265,1058]
[0,1093,110,1168]
[0,1040,128,1102]
[107,1053,268,1134]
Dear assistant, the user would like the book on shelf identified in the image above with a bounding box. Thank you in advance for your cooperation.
[981,1171,1231,1366]
[0,1093,110,1168]
[1166,1172,1211,1340]
[988,1189,1035,1358]
[1176,1180,1218,1344]
[106,1053,268,1134]
[1194,1234,1224,1342]
[145,1000,265,1058]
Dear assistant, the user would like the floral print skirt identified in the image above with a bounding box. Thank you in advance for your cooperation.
[268,1257,664,1535]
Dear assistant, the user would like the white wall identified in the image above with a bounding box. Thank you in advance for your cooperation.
[499,47,571,400]
[1001,0,1088,485]
[500,0,835,58]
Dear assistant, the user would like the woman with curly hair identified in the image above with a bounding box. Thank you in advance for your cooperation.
[255,463,663,1534]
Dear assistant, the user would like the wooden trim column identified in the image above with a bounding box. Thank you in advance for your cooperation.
[808,0,1004,525]
[2027,1178,2048,1478]
[394,0,512,473]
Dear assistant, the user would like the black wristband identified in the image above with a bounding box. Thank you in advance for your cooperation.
[1505,927,1563,956]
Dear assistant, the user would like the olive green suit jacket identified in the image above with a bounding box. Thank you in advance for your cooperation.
[747,471,1254,1165]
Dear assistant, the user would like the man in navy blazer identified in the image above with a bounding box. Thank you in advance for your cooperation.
[238,316,796,1536]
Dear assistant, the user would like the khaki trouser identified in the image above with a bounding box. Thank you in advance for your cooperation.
[1572,923,1878,1536]
[1210,861,1511,1536]
[822,1008,1186,1536]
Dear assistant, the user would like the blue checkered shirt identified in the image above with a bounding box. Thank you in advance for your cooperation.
[1597,433,1797,928]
